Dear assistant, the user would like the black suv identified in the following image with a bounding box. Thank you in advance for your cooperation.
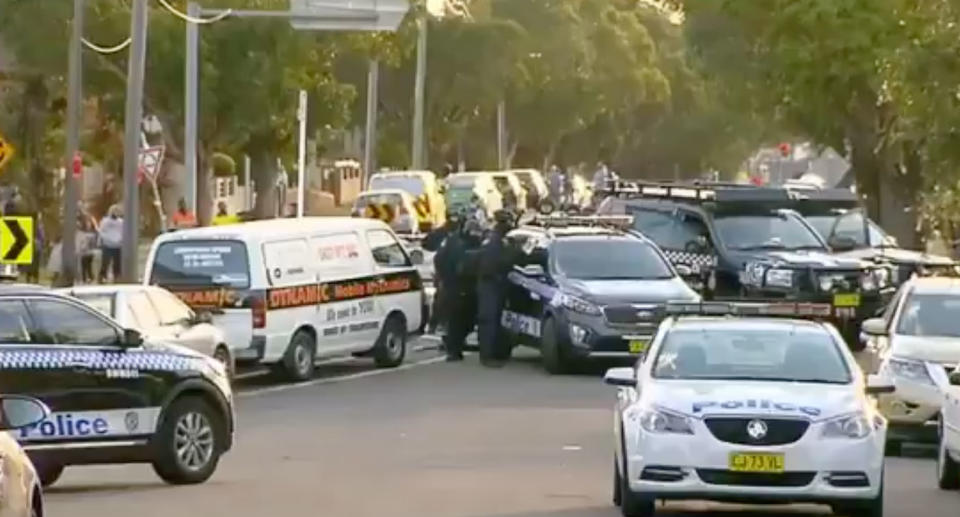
[784,186,956,285]
[502,215,700,373]
[597,183,894,347]
[0,286,234,487]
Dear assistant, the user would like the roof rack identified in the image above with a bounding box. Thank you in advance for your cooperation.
[663,301,833,318]
[529,214,634,230]
[604,180,803,204]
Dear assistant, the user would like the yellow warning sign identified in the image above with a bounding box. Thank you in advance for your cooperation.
[0,216,33,265]
[363,203,395,224]
[0,133,15,173]
[413,197,430,222]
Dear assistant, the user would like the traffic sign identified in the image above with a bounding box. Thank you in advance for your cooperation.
[0,133,15,173]
[138,146,165,184]
[0,217,33,265]
[290,0,410,32]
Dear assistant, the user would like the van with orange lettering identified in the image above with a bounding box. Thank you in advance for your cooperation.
[143,217,426,381]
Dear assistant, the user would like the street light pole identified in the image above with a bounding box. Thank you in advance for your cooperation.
[296,90,307,218]
[120,0,149,283]
[184,1,200,216]
[411,15,427,169]
[363,59,379,187]
[60,0,84,286]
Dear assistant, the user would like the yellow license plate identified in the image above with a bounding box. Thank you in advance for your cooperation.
[729,452,785,473]
[628,340,648,353]
[833,293,861,308]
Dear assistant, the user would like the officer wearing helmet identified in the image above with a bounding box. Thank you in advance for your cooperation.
[438,218,485,361]
[474,209,524,367]
[423,208,464,334]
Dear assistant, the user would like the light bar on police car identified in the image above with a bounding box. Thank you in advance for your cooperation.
[531,214,634,229]
[662,301,833,318]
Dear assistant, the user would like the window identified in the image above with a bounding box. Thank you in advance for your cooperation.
[29,300,119,346]
[128,291,162,329]
[713,213,825,251]
[150,240,250,289]
[553,239,673,280]
[148,289,194,326]
[311,233,364,277]
[0,300,32,344]
[895,293,960,337]
[73,293,116,319]
[628,208,707,250]
[367,230,409,267]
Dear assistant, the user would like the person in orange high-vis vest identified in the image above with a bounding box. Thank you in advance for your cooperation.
[171,198,198,229]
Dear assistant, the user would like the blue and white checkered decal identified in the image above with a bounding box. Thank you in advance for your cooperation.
[0,348,205,372]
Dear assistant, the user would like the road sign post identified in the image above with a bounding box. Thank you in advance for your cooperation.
[121,0,149,283]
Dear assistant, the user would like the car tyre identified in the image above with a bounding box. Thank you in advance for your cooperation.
[937,421,960,490]
[373,315,406,368]
[541,317,572,375]
[280,330,316,382]
[152,396,224,485]
[34,462,64,488]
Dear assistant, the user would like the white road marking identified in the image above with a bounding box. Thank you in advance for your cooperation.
[239,356,445,398]
[562,445,582,451]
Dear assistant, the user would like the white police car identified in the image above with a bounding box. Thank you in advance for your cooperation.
[604,302,894,517]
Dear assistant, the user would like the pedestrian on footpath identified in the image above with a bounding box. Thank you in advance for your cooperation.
[171,198,197,230]
[474,210,524,367]
[77,216,97,283]
[212,201,240,226]
[98,205,123,283]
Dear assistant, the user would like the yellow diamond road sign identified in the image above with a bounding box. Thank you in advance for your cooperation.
[0,133,15,173]
[0,217,33,265]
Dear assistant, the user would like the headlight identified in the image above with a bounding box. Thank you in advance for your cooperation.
[861,268,888,291]
[860,272,877,291]
[765,268,794,288]
[639,408,694,435]
[821,412,872,439]
[818,275,835,292]
[560,293,601,316]
[883,356,934,385]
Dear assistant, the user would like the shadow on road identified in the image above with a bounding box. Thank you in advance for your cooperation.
[46,482,176,496]
[487,502,830,517]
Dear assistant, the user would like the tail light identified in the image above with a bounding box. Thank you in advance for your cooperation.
[251,293,266,329]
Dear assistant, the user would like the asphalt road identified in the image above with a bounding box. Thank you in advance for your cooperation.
[44,342,959,517]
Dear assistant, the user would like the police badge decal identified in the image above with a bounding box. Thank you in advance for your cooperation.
[124,411,139,433]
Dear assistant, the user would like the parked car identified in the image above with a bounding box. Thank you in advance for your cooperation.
[351,189,421,235]
[509,169,548,210]
[58,284,235,377]
[367,170,447,231]
[938,363,960,490]
[860,276,960,453]
[444,173,504,218]
[488,171,528,212]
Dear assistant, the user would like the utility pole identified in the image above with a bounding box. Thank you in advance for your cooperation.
[296,90,307,218]
[184,1,199,216]
[496,100,507,170]
[120,0,149,283]
[60,0,84,286]
[411,15,427,169]
[363,59,379,187]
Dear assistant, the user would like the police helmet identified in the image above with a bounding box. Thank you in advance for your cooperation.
[462,218,484,239]
[493,209,514,226]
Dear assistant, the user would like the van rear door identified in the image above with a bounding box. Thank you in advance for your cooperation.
[147,239,258,361]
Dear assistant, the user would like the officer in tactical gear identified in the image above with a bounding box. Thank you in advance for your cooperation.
[437,219,485,361]
[475,209,523,367]
[423,209,463,334]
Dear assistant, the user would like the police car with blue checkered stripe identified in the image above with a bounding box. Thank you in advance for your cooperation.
[0,285,234,487]
[605,301,895,517]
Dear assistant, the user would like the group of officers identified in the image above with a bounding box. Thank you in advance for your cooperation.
[422,208,530,367]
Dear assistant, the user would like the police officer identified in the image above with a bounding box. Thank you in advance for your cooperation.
[475,209,523,367]
[438,219,485,361]
[423,209,463,334]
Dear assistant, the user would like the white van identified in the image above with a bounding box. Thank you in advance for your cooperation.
[143,217,425,381]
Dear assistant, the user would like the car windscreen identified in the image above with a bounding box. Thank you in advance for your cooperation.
[150,240,250,289]
[72,293,116,319]
[805,213,886,248]
[552,239,674,280]
[713,213,825,251]
[652,325,851,384]
[369,176,425,197]
[896,293,960,337]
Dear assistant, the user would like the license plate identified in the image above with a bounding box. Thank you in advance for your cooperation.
[729,452,784,473]
[833,293,861,308]
[628,340,648,353]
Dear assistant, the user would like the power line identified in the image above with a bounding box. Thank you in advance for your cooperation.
[156,0,233,24]
[81,37,132,54]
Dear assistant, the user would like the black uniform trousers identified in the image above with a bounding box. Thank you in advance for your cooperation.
[444,286,477,358]
[476,281,507,362]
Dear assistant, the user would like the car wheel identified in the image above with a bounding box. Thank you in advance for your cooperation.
[373,315,406,368]
[541,317,572,375]
[618,447,654,516]
[884,439,902,457]
[937,421,960,490]
[34,462,64,488]
[152,396,224,485]
[213,345,234,380]
[281,330,316,382]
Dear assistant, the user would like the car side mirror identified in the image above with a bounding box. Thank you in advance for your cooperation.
[950,370,960,386]
[865,374,896,395]
[828,235,858,252]
[861,318,888,337]
[194,311,213,325]
[409,249,425,265]
[0,395,49,431]
[603,367,637,387]
[122,328,144,348]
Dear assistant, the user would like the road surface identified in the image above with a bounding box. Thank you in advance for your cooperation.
[45,344,958,517]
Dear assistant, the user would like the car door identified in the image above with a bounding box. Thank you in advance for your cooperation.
[365,229,422,344]
[945,365,960,452]
[147,287,216,357]
[2,297,166,445]
[503,231,550,344]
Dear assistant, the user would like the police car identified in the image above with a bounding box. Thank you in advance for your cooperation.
[605,301,894,517]
[597,182,894,349]
[501,215,699,373]
[0,286,234,487]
